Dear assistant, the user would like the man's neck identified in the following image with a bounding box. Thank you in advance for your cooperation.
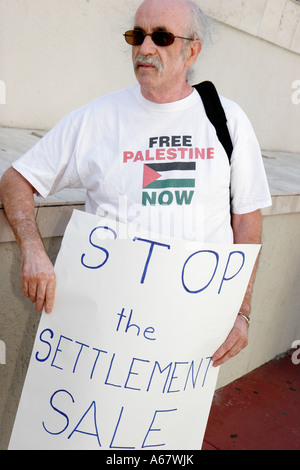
[140,82,194,104]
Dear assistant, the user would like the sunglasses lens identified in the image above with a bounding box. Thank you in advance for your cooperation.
[124,30,144,46]
[124,30,176,47]
[152,31,175,47]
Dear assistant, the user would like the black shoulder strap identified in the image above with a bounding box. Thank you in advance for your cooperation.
[194,81,233,163]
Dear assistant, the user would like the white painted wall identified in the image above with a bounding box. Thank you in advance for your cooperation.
[0,0,300,152]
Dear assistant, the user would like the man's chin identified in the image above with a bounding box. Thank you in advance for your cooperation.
[135,67,163,83]
[136,75,160,89]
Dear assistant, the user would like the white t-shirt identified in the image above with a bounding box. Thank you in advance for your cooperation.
[13,85,272,243]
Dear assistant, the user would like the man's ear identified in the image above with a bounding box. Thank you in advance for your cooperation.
[185,40,202,67]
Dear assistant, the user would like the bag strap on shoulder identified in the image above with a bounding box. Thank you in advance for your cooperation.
[193,81,233,163]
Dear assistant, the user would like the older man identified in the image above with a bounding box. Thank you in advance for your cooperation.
[0,0,271,367]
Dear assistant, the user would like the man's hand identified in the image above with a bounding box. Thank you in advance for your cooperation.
[21,246,56,314]
[212,314,249,367]
[0,168,57,314]
[211,209,262,367]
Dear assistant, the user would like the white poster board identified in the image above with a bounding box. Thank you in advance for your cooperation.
[9,210,260,450]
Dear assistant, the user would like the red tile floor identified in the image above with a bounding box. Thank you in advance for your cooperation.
[202,351,300,450]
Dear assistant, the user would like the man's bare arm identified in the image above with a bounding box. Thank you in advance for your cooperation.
[212,209,262,367]
[0,167,56,313]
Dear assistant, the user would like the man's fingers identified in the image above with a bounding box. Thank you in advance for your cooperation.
[22,278,29,298]
[21,258,56,314]
[35,280,48,313]
[28,281,38,304]
[26,278,56,314]
[212,321,249,367]
[212,338,245,367]
[212,331,237,363]
[34,276,56,314]
[44,278,56,314]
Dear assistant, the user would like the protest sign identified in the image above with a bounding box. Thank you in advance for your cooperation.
[9,210,260,450]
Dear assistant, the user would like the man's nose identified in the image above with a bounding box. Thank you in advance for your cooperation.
[139,34,157,55]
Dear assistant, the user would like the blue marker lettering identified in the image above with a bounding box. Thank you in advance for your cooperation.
[133,238,170,284]
[35,328,54,363]
[81,226,117,269]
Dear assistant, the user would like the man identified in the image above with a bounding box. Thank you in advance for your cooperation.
[0,0,271,368]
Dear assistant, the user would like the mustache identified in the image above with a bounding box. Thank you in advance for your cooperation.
[133,54,164,75]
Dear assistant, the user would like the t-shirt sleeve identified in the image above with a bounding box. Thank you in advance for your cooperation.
[12,111,84,198]
[225,100,272,214]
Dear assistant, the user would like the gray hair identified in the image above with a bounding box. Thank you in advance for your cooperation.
[184,0,211,45]
[182,1,212,83]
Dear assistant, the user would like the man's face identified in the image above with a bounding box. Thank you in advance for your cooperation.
[132,0,192,98]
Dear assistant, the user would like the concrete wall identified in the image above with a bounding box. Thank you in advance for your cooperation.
[1,0,300,152]
[0,203,83,451]
[217,210,300,386]
[0,237,62,452]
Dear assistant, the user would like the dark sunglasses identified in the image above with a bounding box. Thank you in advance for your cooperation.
[124,30,194,47]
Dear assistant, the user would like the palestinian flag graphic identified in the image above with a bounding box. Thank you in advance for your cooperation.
[143,162,196,189]
[142,162,196,206]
